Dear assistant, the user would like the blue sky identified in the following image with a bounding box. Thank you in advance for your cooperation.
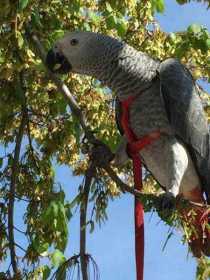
[157,0,210,32]
[1,1,210,279]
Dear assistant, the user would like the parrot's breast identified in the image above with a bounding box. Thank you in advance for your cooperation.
[128,79,201,195]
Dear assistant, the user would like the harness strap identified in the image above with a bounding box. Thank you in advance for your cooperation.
[120,96,160,280]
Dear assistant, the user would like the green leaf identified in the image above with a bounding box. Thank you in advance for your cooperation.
[41,201,57,222]
[32,238,49,255]
[69,193,81,208]
[57,202,67,220]
[72,116,82,145]
[156,0,165,13]
[51,30,65,41]
[88,11,101,24]
[15,82,25,103]
[0,50,4,64]
[193,39,205,52]
[65,204,72,220]
[37,242,49,255]
[52,201,59,217]
[16,31,24,49]
[89,220,95,233]
[162,231,173,251]
[106,15,117,29]
[169,33,176,42]
[105,2,113,13]
[152,0,165,13]
[0,272,7,280]
[31,10,43,28]
[83,22,91,31]
[42,265,51,280]
[0,158,3,168]
[187,24,202,34]
[19,0,29,11]
[206,38,210,49]
[57,190,65,203]
[56,97,67,114]
[116,20,127,37]
[176,0,186,4]
[51,249,66,267]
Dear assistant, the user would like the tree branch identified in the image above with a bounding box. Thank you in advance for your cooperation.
[104,165,153,199]
[8,108,26,275]
[80,163,95,280]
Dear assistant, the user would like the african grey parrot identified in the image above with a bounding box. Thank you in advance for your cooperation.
[46,31,210,202]
[46,31,210,256]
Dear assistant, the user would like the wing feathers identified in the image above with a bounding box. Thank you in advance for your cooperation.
[159,58,210,200]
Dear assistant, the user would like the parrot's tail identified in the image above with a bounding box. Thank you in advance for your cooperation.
[178,190,210,258]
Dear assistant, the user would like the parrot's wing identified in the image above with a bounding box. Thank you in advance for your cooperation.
[115,96,124,135]
[159,58,210,201]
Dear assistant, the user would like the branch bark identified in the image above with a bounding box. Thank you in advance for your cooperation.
[80,163,95,280]
[8,108,26,275]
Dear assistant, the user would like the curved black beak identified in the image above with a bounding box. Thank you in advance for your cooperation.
[46,49,72,74]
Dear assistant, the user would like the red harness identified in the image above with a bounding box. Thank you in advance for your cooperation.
[120,95,161,280]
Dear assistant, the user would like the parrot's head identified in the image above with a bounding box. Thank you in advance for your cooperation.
[46,31,122,76]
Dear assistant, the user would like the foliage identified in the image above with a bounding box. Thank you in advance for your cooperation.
[196,257,210,280]
[0,0,209,279]
[176,0,210,7]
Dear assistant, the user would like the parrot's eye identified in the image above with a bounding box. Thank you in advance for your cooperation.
[70,38,78,46]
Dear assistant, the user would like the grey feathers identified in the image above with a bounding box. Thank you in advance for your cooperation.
[159,58,210,198]
[47,31,210,202]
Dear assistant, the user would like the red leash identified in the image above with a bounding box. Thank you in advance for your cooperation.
[120,96,160,280]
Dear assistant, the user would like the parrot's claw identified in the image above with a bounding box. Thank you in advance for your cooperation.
[111,153,128,167]
[111,136,129,167]
[159,192,176,212]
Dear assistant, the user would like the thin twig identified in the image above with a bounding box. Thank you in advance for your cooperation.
[80,163,95,280]
[14,242,27,253]
[14,194,31,202]
[13,226,26,235]
[104,165,145,197]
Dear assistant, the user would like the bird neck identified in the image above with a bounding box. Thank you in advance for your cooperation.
[96,44,160,100]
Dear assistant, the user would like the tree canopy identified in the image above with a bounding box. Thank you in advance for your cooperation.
[0,0,210,279]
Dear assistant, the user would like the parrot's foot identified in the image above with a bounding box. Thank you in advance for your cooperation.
[159,192,176,213]
[111,152,129,167]
[111,135,129,167]
[90,142,114,167]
